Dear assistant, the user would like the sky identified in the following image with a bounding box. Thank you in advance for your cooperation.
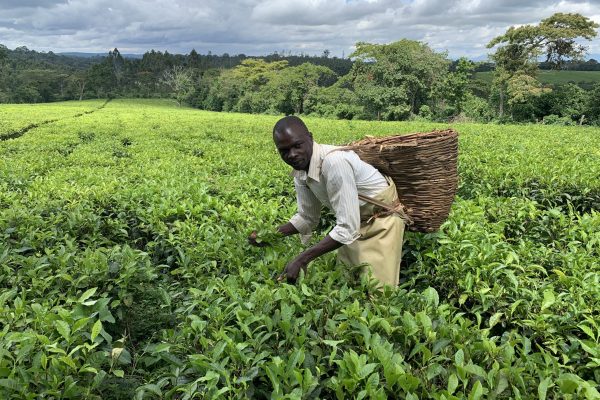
[1,0,600,59]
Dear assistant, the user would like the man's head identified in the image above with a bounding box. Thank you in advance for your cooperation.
[273,116,313,171]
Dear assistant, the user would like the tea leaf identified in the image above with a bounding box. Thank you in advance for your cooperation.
[538,377,552,400]
[90,320,102,342]
[541,290,555,311]
[447,373,459,394]
[78,287,97,304]
[55,321,71,341]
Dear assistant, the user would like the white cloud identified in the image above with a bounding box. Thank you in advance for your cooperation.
[0,0,598,59]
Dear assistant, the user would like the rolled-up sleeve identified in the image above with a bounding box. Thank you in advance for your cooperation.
[323,155,361,245]
[289,177,321,235]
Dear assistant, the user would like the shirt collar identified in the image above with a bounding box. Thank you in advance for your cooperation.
[290,141,323,182]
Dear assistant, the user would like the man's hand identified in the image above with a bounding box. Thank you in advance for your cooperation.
[249,224,300,248]
[278,256,308,284]
[248,230,270,247]
[277,235,344,284]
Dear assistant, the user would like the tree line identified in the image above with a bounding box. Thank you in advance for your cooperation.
[1,12,599,125]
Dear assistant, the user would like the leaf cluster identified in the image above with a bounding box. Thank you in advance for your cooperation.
[0,100,599,398]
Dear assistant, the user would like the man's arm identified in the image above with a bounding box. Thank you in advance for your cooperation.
[279,234,343,283]
[277,222,299,236]
[248,222,298,247]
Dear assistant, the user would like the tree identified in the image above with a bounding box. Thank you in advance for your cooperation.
[87,61,115,98]
[188,49,200,68]
[161,66,194,106]
[353,77,410,120]
[304,82,362,119]
[489,13,598,71]
[109,48,126,86]
[349,40,449,120]
[231,58,288,89]
[487,13,599,118]
[0,44,8,102]
[268,63,337,114]
[218,59,288,113]
[586,83,600,124]
[505,73,550,121]
[442,57,475,115]
[0,44,7,62]
[207,69,247,112]
[69,71,88,101]
[533,83,588,123]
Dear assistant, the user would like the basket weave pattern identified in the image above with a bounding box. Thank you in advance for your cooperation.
[349,129,459,233]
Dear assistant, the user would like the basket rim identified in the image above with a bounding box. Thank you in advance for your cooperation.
[349,129,458,148]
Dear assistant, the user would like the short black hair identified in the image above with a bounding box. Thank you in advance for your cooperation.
[273,116,310,138]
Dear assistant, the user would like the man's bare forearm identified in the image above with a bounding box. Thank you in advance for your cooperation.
[295,234,343,264]
[277,222,299,237]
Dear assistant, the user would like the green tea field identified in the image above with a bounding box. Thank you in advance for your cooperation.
[1,99,599,399]
[475,70,600,88]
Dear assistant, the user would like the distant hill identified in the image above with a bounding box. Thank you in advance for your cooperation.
[4,46,101,70]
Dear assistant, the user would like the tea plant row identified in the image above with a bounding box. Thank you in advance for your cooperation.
[0,99,598,399]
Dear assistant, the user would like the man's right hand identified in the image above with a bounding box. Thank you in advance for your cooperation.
[248,230,270,247]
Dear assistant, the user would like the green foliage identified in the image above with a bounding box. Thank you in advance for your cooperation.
[418,105,433,120]
[461,94,494,122]
[350,40,449,120]
[506,73,549,106]
[5,40,600,124]
[586,83,600,124]
[487,13,599,120]
[534,83,588,123]
[304,83,363,120]
[1,99,599,398]
[267,63,338,114]
[442,57,475,115]
[487,13,599,72]
[198,59,339,116]
[504,73,551,121]
[0,46,351,106]
[230,58,289,88]
[541,114,576,125]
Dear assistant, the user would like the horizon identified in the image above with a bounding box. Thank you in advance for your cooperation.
[6,45,600,63]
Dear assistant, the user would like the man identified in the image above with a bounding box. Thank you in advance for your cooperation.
[250,116,406,287]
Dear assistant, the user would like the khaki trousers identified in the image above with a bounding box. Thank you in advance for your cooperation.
[337,178,405,287]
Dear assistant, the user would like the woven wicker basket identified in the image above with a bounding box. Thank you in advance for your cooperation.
[348,129,458,233]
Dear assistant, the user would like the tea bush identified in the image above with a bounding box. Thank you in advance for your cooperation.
[0,99,599,399]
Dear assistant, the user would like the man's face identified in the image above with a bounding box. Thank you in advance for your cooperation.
[273,128,313,171]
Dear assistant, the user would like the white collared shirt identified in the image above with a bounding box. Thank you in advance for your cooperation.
[289,141,388,245]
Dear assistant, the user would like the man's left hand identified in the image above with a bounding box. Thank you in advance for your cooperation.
[278,257,308,284]
[276,235,343,284]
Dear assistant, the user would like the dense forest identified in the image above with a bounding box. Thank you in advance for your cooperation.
[1,13,599,124]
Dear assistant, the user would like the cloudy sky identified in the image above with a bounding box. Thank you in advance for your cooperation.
[1,0,599,59]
